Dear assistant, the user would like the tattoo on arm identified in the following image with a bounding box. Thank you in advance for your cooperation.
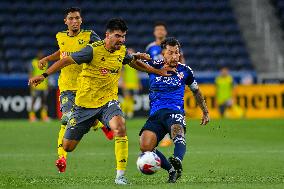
[193,89,208,113]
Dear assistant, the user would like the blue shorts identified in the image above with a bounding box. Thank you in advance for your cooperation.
[64,100,124,141]
[139,109,186,145]
[59,91,76,114]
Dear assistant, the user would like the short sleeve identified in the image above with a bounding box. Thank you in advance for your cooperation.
[185,66,199,91]
[89,31,101,43]
[71,45,93,64]
[122,51,134,65]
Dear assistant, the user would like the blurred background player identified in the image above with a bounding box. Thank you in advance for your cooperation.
[121,48,141,118]
[38,7,113,173]
[145,21,186,147]
[146,21,185,64]
[29,50,50,122]
[215,67,234,118]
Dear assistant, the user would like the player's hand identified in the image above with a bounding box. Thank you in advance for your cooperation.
[28,75,45,87]
[38,58,48,70]
[157,65,177,77]
[133,53,151,61]
[200,111,210,125]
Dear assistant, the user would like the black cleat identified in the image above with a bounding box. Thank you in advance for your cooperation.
[168,170,177,183]
[169,156,183,180]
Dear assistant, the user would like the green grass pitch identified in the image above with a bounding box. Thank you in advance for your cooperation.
[0,118,283,189]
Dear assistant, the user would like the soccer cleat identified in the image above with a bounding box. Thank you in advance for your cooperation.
[169,156,182,180]
[168,170,177,183]
[29,112,37,122]
[101,126,114,140]
[115,175,128,185]
[159,138,172,147]
[56,157,66,173]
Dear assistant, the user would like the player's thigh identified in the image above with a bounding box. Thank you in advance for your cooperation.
[139,115,166,147]
[99,100,125,132]
[60,91,76,124]
[163,110,186,138]
[64,107,97,141]
[59,91,76,114]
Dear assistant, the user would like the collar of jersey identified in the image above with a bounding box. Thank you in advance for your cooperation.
[67,29,82,37]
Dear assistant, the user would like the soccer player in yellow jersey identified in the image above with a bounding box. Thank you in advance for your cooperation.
[29,50,49,122]
[121,48,141,118]
[29,18,175,185]
[37,7,113,173]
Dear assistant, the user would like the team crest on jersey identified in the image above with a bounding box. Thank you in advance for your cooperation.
[177,72,184,80]
[117,56,122,62]
[69,118,77,126]
[62,96,68,104]
[78,39,85,45]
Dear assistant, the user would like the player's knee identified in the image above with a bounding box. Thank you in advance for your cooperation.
[171,124,184,138]
[62,140,77,152]
[110,117,126,137]
[140,142,154,152]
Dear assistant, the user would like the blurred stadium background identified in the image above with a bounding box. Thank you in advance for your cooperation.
[0,0,283,188]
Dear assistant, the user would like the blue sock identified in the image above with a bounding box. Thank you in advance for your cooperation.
[154,149,173,172]
[173,135,186,161]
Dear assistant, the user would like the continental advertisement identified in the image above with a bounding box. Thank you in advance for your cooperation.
[184,84,284,118]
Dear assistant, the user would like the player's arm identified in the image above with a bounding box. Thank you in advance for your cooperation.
[29,46,93,87]
[126,53,176,76]
[38,50,61,70]
[186,68,209,125]
[192,88,210,125]
[29,56,75,87]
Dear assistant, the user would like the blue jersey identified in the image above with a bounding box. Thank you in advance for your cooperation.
[147,60,199,115]
[145,42,163,60]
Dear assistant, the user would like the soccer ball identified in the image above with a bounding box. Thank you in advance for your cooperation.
[137,151,161,175]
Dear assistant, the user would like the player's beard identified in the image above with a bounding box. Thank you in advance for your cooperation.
[72,29,79,33]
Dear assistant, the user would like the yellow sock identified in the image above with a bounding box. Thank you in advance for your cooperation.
[57,125,67,159]
[115,136,128,171]
[92,120,104,131]
[40,108,48,119]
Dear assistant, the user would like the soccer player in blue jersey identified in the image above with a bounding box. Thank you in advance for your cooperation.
[146,22,186,147]
[139,37,210,183]
[146,22,185,63]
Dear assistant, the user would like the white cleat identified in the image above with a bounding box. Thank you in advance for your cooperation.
[115,175,128,185]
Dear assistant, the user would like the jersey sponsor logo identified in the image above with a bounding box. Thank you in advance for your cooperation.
[155,76,181,86]
[100,68,109,75]
[100,68,119,75]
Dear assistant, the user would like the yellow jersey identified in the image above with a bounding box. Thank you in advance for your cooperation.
[31,58,48,90]
[215,75,233,104]
[70,40,133,108]
[123,65,139,90]
[56,29,99,92]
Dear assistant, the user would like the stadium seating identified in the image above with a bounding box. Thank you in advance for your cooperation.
[0,0,253,73]
[271,0,284,29]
